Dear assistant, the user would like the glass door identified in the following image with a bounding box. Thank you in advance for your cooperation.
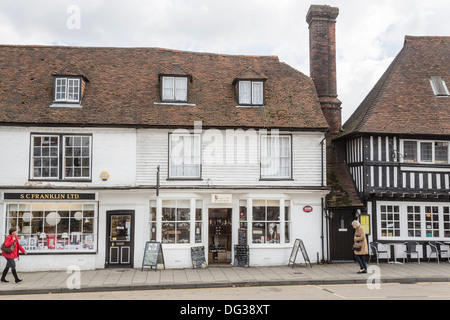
[106,211,134,268]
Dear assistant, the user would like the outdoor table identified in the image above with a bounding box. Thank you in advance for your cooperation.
[386,242,405,265]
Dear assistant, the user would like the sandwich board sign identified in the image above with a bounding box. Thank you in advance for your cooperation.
[288,239,312,268]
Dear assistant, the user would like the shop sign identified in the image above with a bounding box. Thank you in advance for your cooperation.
[303,206,313,213]
[211,194,232,204]
[4,192,96,201]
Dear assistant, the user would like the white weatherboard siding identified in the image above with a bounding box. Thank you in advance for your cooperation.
[136,129,326,188]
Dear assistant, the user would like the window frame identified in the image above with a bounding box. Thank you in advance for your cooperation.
[401,139,450,165]
[53,76,82,104]
[377,202,450,241]
[161,76,189,103]
[260,134,292,180]
[237,80,265,106]
[168,132,202,180]
[30,133,92,182]
[4,201,98,254]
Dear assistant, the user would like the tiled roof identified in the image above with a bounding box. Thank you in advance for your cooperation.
[0,45,328,130]
[340,36,450,138]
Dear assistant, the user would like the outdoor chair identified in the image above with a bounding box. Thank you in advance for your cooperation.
[427,242,450,263]
[403,241,420,264]
[369,242,390,264]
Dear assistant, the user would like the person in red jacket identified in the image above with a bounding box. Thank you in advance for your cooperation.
[1,227,27,283]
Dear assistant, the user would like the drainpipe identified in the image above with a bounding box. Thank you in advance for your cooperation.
[320,136,326,263]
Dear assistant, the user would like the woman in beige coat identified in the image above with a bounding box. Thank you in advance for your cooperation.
[352,220,368,273]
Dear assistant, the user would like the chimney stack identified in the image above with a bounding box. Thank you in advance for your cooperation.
[306,5,342,139]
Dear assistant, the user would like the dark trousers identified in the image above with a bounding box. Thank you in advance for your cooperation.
[2,258,20,281]
[355,254,367,270]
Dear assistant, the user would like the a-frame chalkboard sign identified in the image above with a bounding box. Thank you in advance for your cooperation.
[288,239,312,268]
[191,246,207,269]
[141,241,165,271]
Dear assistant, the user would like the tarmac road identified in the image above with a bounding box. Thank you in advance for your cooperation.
[1,281,450,300]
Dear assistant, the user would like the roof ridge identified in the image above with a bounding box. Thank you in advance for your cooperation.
[0,44,280,60]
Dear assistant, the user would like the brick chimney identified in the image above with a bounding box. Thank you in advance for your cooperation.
[306,5,342,140]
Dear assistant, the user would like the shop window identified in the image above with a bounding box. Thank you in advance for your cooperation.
[444,207,450,237]
[195,200,203,243]
[161,200,190,244]
[31,134,92,180]
[285,200,291,244]
[407,206,422,237]
[169,133,201,179]
[5,202,97,253]
[149,200,157,242]
[425,206,440,238]
[380,205,400,237]
[239,200,248,230]
[252,200,280,244]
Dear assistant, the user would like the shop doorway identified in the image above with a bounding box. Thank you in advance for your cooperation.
[106,210,135,268]
[329,210,356,262]
[208,208,232,265]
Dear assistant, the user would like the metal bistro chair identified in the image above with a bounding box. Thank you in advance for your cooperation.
[427,242,450,263]
[369,242,390,264]
[403,241,420,264]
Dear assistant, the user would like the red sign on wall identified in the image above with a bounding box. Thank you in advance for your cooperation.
[303,206,313,213]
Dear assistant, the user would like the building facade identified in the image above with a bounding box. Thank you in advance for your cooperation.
[0,6,336,271]
[330,36,450,260]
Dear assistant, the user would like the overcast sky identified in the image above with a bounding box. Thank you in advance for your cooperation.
[1,0,448,122]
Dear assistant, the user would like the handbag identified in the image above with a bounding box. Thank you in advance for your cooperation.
[1,241,15,254]
[352,245,362,251]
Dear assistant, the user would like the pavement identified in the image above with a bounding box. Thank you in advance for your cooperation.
[0,261,449,296]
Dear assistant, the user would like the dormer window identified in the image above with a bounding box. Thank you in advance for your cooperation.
[238,80,265,106]
[54,76,82,103]
[430,76,449,97]
[161,76,188,102]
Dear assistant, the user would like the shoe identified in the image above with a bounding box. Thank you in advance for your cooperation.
[357,269,367,274]
[15,279,22,283]
[1,279,9,283]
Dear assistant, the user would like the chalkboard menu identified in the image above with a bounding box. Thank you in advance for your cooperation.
[191,246,207,269]
[141,242,165,271]
[288,239,312,268]
[238,229,247,245]
[234,244,249,267]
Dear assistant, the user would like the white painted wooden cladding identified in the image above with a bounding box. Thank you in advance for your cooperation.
[136,129,326,187]
[0,126,136,187]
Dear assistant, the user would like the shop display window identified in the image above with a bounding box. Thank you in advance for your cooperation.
[5,202,97,253]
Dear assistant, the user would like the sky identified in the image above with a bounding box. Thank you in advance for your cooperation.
[0,0,449,122]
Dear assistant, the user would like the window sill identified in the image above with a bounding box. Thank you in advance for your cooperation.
[166,178,203,181]
[235,105,265,108]
[154,102,197,106]
[50,103,82,108]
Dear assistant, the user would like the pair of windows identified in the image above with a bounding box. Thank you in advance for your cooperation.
[402,140,449,164]
[160,76,265,106]
[169,133,291,179]
[30,134,92,180]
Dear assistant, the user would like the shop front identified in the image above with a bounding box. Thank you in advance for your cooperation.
[148,189,327,269]
[1,192,99,271]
